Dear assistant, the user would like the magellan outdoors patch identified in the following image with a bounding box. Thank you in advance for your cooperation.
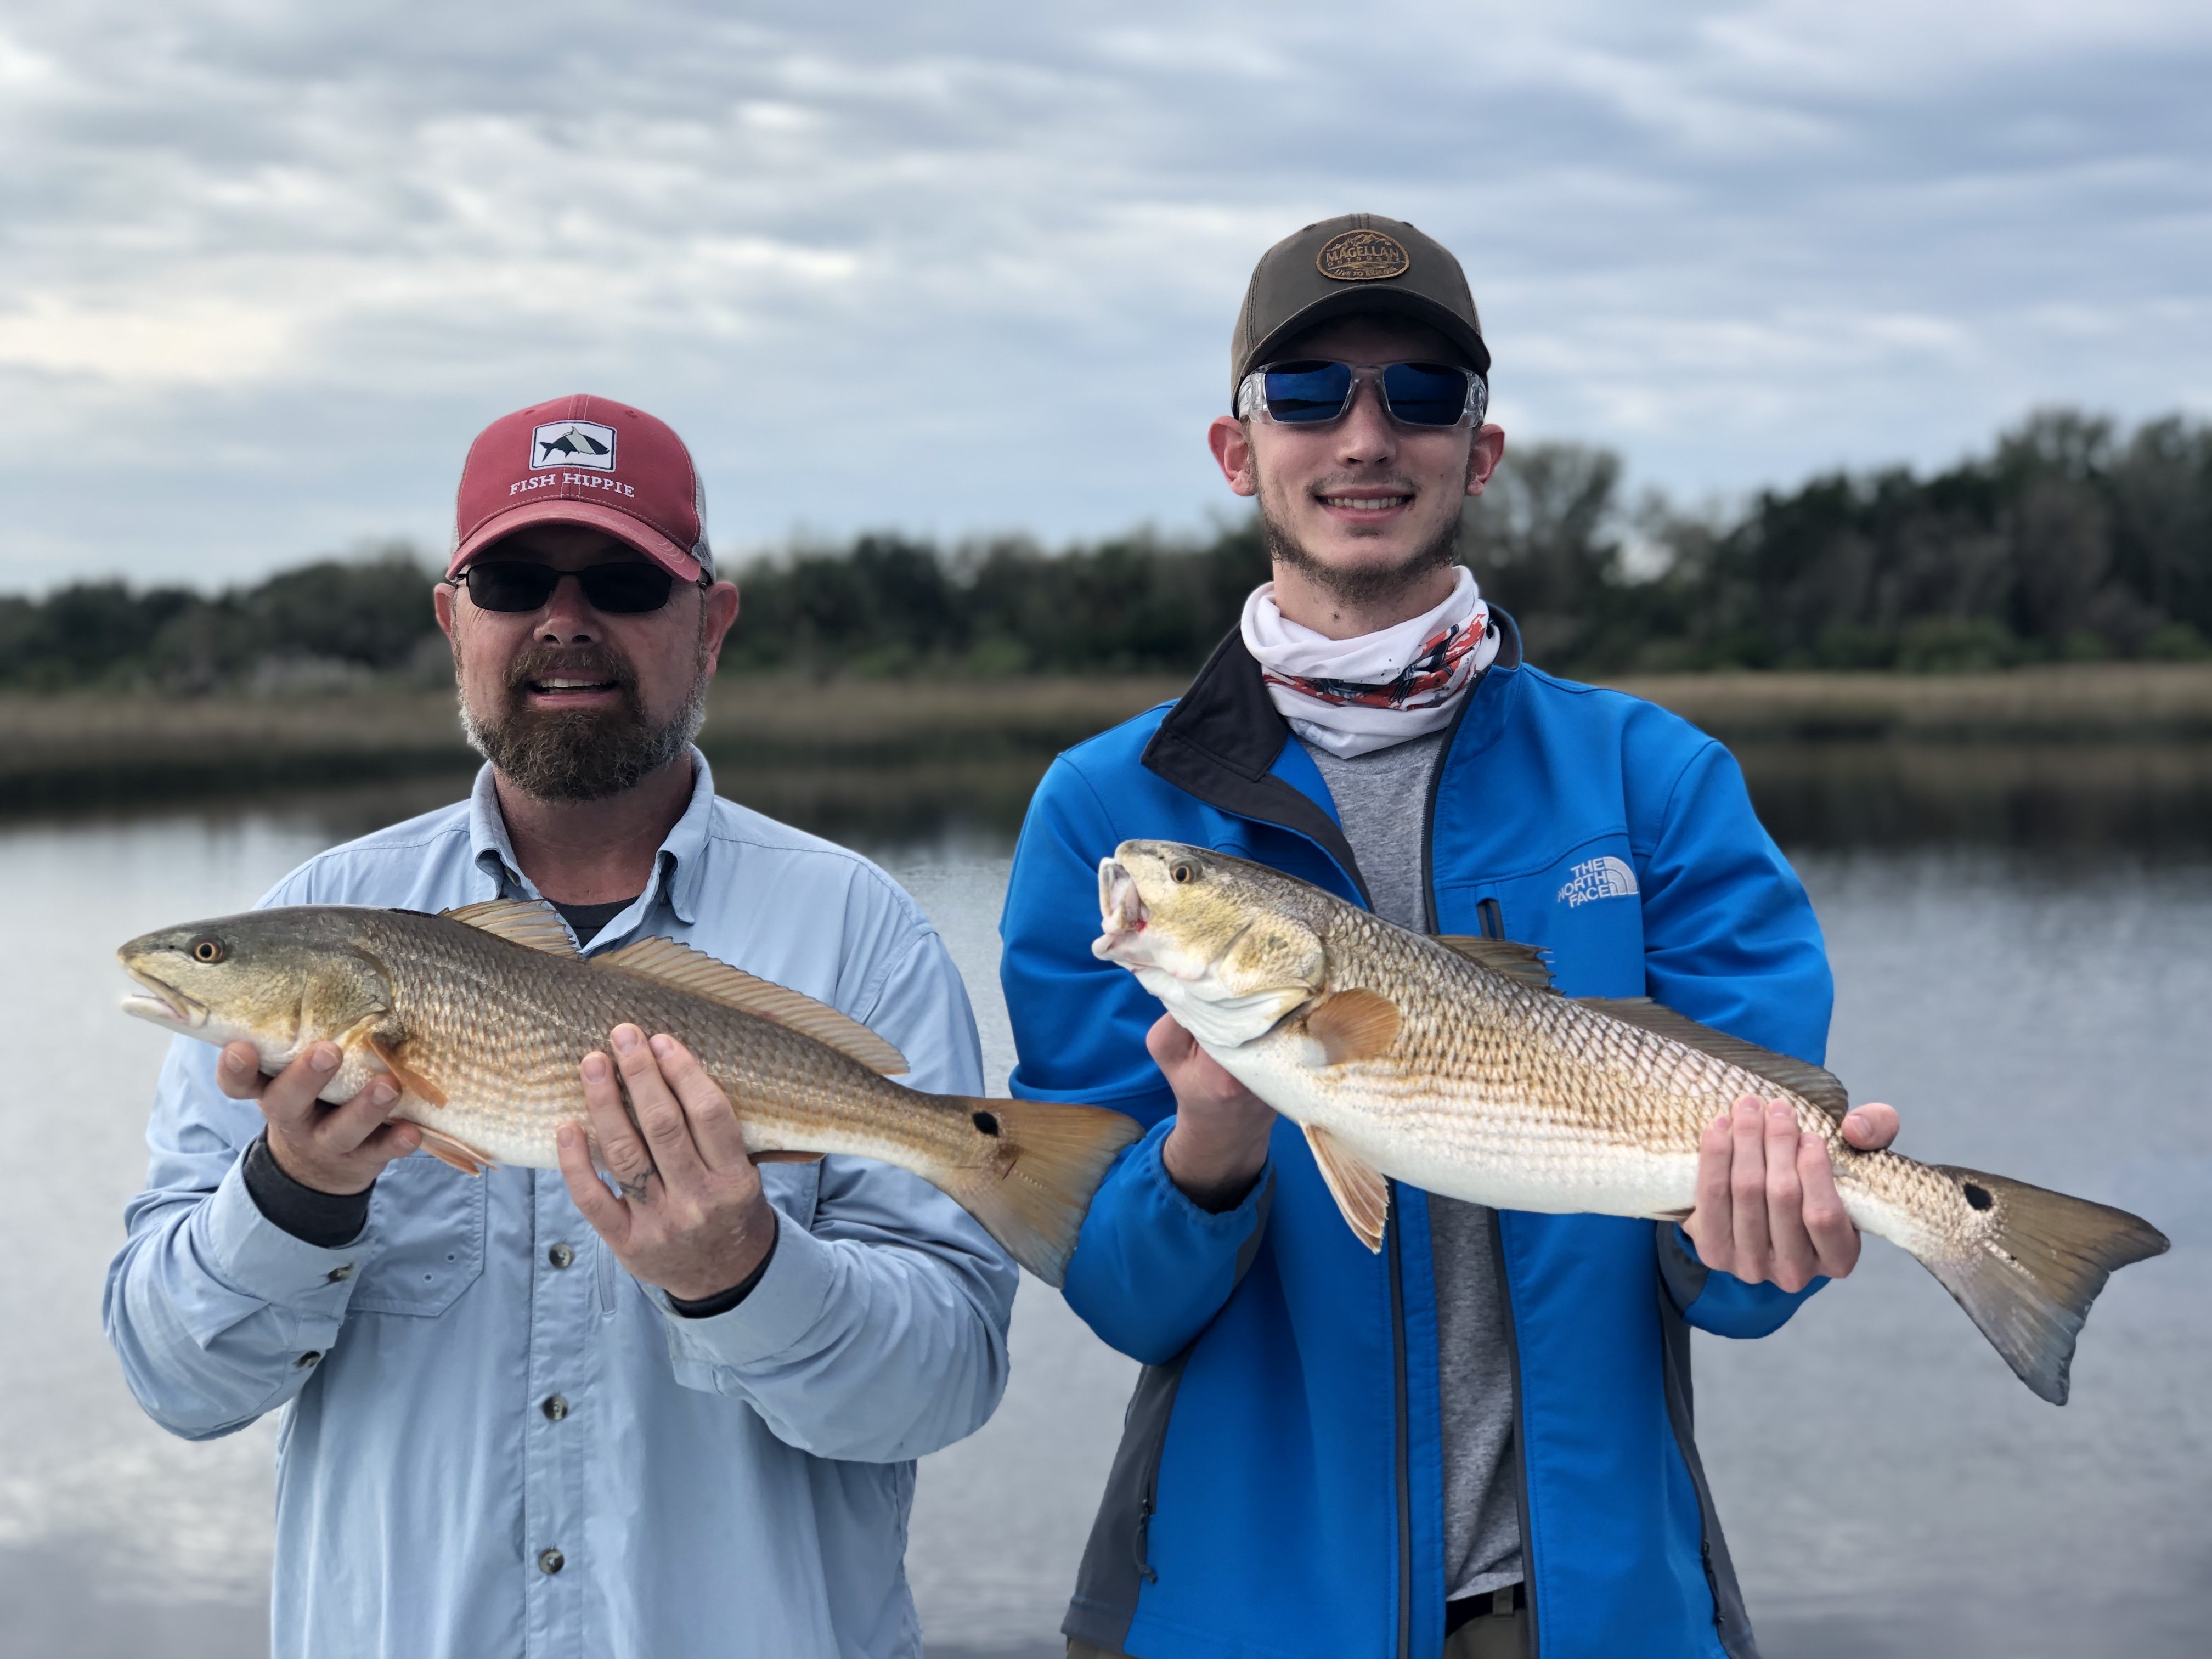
[1316,229,1411,283]
[529,420,618,471]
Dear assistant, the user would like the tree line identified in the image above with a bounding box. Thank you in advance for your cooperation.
[4,408,2207,691]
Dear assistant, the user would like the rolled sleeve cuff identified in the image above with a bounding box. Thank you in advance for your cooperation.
[184,1156,369,1333]
[1130,1119,1272,1234]
[661,1212,839,1370]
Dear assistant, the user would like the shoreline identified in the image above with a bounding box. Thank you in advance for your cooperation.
[7,664,2212,819]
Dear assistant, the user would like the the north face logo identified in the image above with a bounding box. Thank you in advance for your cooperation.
[531,421,617,470]
[1557,855,1638,907]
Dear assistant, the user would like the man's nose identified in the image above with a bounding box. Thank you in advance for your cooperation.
[1333,379,1399,464]
[533,573,599,644]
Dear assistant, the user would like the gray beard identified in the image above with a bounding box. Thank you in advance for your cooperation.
[459,630,709,804]
[1259,494,1464,609]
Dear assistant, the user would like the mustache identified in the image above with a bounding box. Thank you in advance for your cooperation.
[1306,472,1421,498]
[501,643,639,700]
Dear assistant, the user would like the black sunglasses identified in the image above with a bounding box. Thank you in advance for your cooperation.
[450,561,690,614]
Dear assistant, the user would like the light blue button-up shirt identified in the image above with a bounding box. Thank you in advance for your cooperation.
[103,755,1017,1658]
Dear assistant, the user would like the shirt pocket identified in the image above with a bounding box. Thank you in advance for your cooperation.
[349,1153,489,1317]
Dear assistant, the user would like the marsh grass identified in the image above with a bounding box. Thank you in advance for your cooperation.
[0,676,1188,815]
[8,667,2212,849]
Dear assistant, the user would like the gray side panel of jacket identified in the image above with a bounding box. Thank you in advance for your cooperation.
[1062,1173,1276,1651]
[1656,1224,1762,1659]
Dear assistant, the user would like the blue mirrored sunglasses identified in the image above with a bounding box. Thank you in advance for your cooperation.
[1237,359,1487,429]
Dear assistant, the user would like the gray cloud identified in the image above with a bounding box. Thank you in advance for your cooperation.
[3,0,2208,588]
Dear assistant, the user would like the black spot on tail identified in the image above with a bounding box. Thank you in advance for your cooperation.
[972,1110,1001,1137]
[1963,1181,1994,1211]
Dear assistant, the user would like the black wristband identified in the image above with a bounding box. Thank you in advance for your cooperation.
[667,1220,780,1319]
[242,1131,374,1249]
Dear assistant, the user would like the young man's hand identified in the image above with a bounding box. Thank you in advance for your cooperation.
[1152,1014,1276,1211]
[555,1025,778,1303]
[1683,1096,1902,1292]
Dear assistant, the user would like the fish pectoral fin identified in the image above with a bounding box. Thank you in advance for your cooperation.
[1575,997,1850,1126]
[413,1123,494,1177]
[1307,988,1402,1065]
[1304,1124,1389,1252]
[591,936,907,1076]
[366,1033,448,1108]
[1432,935,1558,992]
[749,1150,826,1164]
[440,898,580,957]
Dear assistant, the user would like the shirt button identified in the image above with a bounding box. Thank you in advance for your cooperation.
[538,1548,565,1576]
[541,1395,569,1421]
[325,1264,354,1283]
[295,1351,322,1368]
[547,1244,575,1269]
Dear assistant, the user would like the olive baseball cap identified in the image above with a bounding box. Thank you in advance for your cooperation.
[1229,212,1488,409]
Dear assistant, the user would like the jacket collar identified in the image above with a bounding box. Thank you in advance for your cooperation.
[1139,611,1524,909]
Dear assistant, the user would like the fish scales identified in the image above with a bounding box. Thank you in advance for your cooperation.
[361,909,951,1170]
[1094,839,2168,1402]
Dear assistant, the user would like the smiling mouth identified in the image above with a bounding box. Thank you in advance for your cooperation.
[526,676,622,696]
[1316,493,1413,512]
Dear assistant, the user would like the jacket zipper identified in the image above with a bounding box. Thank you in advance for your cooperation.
[1490,1206,1540,1658]
[1387,1195,1412,1659]
[1399,696,1473,1659]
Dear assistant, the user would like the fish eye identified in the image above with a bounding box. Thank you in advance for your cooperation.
[1171,862,1195,884]
[188,936,226,964]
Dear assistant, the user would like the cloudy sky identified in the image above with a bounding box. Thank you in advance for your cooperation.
[4,1,2208,591]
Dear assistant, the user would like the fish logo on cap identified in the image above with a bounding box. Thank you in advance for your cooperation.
[530,421,617,471]
[1316,228,1411,282]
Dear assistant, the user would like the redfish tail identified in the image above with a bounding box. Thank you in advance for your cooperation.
[1920,1166,2169,1405]
[940,1099,1143,1286]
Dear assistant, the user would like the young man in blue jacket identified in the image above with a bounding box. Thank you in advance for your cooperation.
[999,216,1901,1659]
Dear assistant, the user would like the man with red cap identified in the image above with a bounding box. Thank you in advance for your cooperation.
[106,396,1016,1658]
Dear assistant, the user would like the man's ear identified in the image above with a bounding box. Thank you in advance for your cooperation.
[1465,425,1506,498]
[699,581,741,675]
[433,579,458,641]
[1208,416,1259,498]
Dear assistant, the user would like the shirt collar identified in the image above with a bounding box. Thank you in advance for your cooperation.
[467,747,716,927]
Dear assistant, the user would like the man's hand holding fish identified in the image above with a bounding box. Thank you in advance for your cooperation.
[555,1026,781,1302]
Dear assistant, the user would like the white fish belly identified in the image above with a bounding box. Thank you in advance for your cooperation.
[1214,1037,1701,1221]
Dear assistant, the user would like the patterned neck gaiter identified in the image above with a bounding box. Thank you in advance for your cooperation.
[1239,566,1499,759]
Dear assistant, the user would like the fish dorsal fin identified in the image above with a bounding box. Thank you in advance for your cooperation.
[591,936,908,1076]
[1434,936,1556,993]
[1304,1124,1390,1252]
[1307,988,1402,1064]
[441,898,580,957]
[1576,997,1850,1125]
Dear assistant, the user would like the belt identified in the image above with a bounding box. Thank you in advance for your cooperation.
[1444,1581,1526,1635]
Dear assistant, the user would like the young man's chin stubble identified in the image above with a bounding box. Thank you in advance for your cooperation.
[1258,490,1465,609]
[458,623,710,805]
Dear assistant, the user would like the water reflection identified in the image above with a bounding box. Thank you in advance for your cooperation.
[3,777,2207,1659]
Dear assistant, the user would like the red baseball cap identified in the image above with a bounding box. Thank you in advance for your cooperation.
[448,393,714,581]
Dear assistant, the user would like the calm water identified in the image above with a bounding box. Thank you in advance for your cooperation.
[1,791,2205,1658]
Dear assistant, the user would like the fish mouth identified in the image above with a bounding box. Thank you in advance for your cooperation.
[119,966,204,1028]
[1093,859,1150,962]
